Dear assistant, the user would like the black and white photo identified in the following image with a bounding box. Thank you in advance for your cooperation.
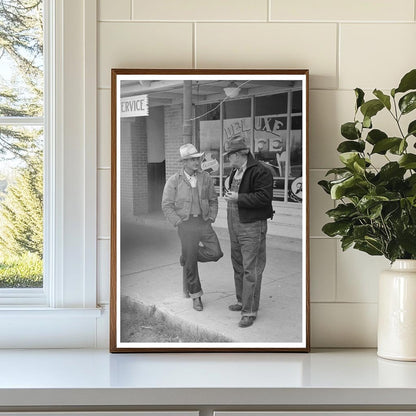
[110,69,310,352]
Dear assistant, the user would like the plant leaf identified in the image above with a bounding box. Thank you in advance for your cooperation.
[360,99,384,119]
[408,120,416,138]
[341,235,355,251]
[341,122,360,140]
[326,203,357,220]
[366,129,388,145]
[398,227,416,255]
[318,180,331,194]
[339,152,360,167]
[337,140,365,153]
[377,162,406,181]
[399,92,416,115]
[386,240,402,263]
[353,225,373,240]
[355,88,365,110]
[389,139,408,155]
[399,154,416,169]
[325,167,352,176]
[371,137,402,154]
[357,195,389,211]
[354,241,383,256]
[369,203,383,219]
[363,116,372,129]
[322,221,351,237]
[395,69,416,94]
[330,176,358,199]
[373,89,391,110]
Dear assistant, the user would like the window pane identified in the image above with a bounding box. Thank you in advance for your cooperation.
[255,93,288,116]
[0,0,44,290]
[0,0,44,117]
[254,94,289,201]
[292,90,302,113]
[223,98,251,181]
[0,126,43,288]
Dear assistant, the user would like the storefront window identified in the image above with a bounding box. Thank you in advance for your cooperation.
[223,98,252,181]
[195,90,302,204]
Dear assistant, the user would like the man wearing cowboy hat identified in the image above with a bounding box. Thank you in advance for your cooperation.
[224,135,274,328]
[162,143,223,311]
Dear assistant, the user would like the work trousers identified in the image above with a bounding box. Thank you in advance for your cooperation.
[177,216,223,298]
[227,214,267,317]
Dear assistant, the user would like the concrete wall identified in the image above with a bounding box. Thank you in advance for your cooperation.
[97,0,416,347]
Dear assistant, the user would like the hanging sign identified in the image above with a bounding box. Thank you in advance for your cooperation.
[120,95,149,117]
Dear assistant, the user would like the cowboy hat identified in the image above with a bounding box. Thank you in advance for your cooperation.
[224,135,249,156]
[179,143,204,160]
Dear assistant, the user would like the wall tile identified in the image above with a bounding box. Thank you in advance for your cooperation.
[340,24,416,90]
[311,303,377,347]
[132,0,268,21]
[309,170,334,237]
[336,245,389,302]
[271,0,414,22]
[98,169,111,238]
[309,89,413,169]
[310,239,336,302]
[97,239,110,304]
[196,23,337,89]
[98,22,193,89]
[310,90,352,169]
[99,0,130,21]
[98,89,111,168]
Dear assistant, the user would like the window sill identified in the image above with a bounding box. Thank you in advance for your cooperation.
[0,349,415,410]
[0,306,102,316]
[0,307,103,348]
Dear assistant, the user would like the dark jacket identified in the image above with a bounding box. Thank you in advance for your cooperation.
[229,152,274,223]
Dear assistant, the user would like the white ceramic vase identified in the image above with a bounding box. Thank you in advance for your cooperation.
[378,259,416,361]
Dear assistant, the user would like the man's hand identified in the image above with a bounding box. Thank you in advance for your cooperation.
[224,191,238,202]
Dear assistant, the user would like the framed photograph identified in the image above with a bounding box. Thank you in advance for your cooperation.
[110,69,310,352]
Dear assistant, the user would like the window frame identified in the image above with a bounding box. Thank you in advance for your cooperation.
[0,1,48,304]
[0,0,100,348]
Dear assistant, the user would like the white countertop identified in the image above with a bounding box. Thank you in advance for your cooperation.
[0,349,416,408]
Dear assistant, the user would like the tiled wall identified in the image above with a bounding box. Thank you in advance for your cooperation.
[96,0,416,347]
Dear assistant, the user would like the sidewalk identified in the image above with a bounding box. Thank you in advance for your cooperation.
[120,220,303,343]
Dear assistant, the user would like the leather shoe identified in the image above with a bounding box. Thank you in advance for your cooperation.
[238,316,256,328]
[193,297,203,311]
[228,303,242,311]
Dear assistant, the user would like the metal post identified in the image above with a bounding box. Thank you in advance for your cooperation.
[284,91,293,203]
[182,81,192,297]
[183,80,192,144]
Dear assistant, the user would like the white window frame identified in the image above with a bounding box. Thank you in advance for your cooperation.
[0,0,101,347]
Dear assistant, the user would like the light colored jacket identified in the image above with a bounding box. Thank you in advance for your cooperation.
[161,169,218,227]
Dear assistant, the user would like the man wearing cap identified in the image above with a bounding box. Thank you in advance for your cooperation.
[162,143,223,312]
[224,135,274,328]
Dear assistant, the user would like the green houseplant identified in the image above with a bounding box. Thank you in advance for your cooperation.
[319,68,416,361]
[319,69,416,262]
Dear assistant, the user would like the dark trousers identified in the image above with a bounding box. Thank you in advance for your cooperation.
[177,217,223,297]
[227,216,267,317]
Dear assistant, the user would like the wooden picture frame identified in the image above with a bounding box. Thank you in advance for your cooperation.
[110,69,310,352]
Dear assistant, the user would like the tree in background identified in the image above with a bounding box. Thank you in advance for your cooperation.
[0,0,43,286]
[0,0,43,158]
[0,153,43,258]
